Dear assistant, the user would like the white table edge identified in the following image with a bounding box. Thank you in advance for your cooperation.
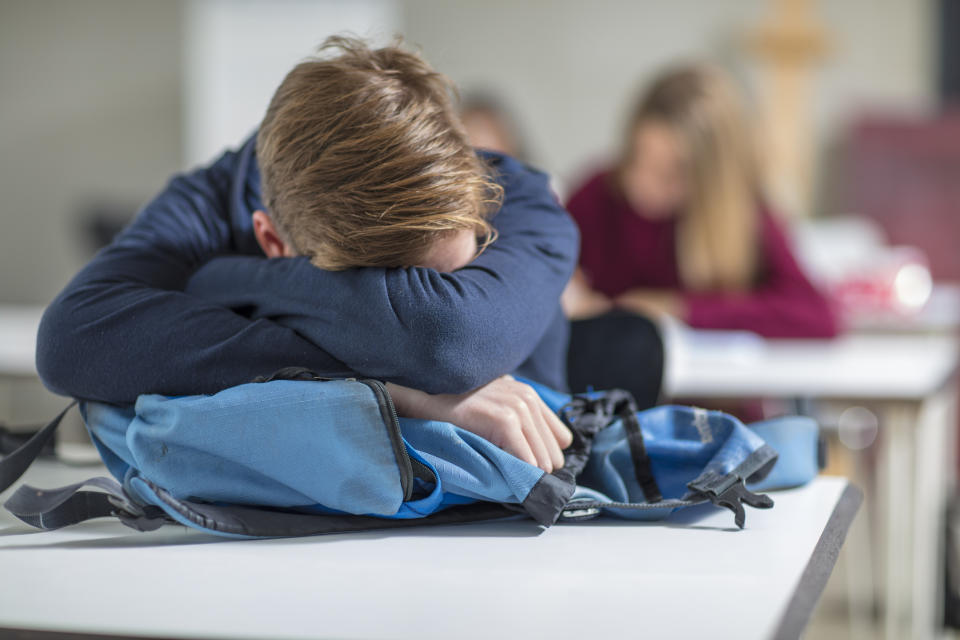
[771,481,864,640]
[0,479,862,640]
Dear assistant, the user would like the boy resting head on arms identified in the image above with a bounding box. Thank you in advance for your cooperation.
[247,37,572,471]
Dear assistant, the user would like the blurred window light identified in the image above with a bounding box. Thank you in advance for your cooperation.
[893,262,933,311]
[837,406,879,451]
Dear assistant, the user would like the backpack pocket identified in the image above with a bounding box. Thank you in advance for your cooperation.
[95,378,422,517]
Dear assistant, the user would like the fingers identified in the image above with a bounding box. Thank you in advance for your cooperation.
[514,384,568,472]
[510,396,553,472]
[541,400,574,450]
[495,412,539,469]
[534,415,565,471]
[442,375,573,474]
[516,382,570,468]
[524,396,564,472]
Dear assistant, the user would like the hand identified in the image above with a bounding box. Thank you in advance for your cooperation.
[614,289,683,319]
[386,376,574,473]
[562,269,613,320]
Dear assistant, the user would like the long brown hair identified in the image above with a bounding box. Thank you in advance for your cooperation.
[621,65,760,292]
[257,36,502,270]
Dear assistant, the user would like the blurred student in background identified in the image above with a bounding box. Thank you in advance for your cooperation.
[563,64,838,403]
[460,93,528,161]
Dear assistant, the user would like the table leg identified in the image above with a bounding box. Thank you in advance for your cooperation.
[910,385,957,639]
[881,401,916,639]
[843,443,877,639]
[879,390,956,640]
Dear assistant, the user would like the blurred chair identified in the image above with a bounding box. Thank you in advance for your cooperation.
[845,111,960,281]
[847,110,960,632]
[77,204,134,253]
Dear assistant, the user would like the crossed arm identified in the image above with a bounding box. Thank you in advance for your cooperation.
[183,153,578,393]
[563,214,838,338]
[37,139,579,413]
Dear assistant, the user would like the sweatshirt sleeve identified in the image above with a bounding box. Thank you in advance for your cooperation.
[38,146,577,403]
[184,152,580,395]
[683,211,840,338]
[35,140,353,404]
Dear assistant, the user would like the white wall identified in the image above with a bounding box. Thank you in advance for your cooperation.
[815,0,935,133]
[0,0,935,304]
[0,0,182,305]
[182,0,401,168]
[0,0,182,423]
[402,0,936,203]
[0,0,935,302]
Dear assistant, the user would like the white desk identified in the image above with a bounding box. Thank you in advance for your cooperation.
[662,321,959,640]
[0,461,858,640]
[0,305,43,377]
[663,326,959,401]
[847,282,960,334]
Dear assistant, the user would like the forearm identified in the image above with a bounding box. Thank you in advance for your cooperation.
[385,376,573,473]
[37,260,351,403]
[684,289,839,338]
[562,268,612,320]
[614,288,685,319]
[186,255,558,393]
[186,153,579,394]
[41,143,576,401]
[36,138,351,402]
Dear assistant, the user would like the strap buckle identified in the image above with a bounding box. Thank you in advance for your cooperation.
[693,479,774,529]
[106,494,166,532]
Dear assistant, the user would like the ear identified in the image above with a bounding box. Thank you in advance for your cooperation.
[252,210,294,258]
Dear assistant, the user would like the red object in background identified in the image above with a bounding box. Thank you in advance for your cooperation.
[566,171,838,338]
[846,111,960,468]
[830,247,933,324]
[846,111,960,281]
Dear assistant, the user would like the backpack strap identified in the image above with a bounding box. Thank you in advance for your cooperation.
[559,479,774,529]
[0,401,76,495]
[614,398,663,504]
[687,471,775,529]
[557,390,776,529]
[559,390,664,504]
[4,476,167,532]
[129,476,517,538]
[0,400,168,531]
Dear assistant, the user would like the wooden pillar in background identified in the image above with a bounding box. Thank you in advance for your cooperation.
[746,0,830,218]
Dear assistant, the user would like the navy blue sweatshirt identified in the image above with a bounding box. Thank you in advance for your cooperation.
[36,136,578,404]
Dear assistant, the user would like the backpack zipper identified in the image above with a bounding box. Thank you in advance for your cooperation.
[254,369,432,503]
[358,379,417,502]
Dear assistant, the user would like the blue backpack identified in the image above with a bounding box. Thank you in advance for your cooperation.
[0,369,822,538]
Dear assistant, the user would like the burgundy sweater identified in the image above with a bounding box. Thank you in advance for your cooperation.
[566,170,839,338]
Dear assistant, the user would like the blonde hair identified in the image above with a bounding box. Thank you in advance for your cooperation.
[257,36,502,270]
[621,65,760,292]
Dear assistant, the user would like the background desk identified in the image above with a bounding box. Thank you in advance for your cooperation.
[663,325,959,401]
[662,321,959,639]
[0,460,858,640]
[0,304,43,377]
[0,305,95,460]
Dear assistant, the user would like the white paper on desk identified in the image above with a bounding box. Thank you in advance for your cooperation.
[660,318,766,366]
